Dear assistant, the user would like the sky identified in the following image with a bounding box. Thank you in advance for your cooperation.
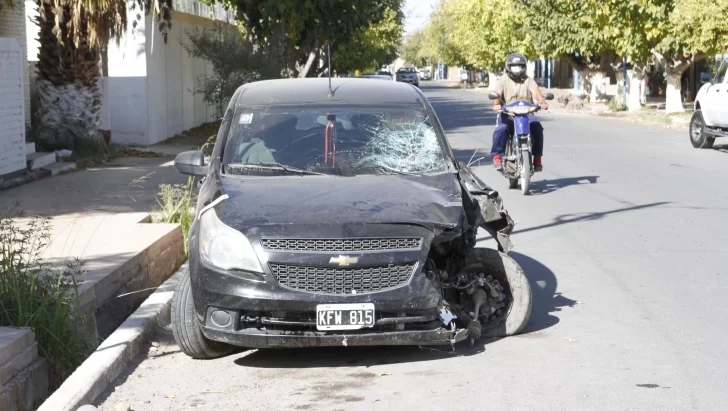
[402,0,440,36]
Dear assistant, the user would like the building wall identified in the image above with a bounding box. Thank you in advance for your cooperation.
[106,10,223,146]
[1,1,30,125]
[0,38,27,175]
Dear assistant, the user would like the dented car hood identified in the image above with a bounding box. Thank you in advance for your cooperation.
[214,172,464,231]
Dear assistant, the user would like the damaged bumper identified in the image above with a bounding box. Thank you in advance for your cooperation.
[202,326,468,348]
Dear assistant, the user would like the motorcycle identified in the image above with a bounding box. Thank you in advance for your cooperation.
[488,92,554,195]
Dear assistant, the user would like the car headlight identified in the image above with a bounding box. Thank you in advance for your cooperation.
[198,207,263,273]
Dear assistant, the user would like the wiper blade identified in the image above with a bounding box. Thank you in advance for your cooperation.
[227,162,325,176]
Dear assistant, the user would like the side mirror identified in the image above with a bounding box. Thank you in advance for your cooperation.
[543,92,555,100]
[174,150,208,176]
[487,92,500,100]
[700,72,712,84]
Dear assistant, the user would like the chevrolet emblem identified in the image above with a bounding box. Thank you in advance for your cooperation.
[329,255,359,266]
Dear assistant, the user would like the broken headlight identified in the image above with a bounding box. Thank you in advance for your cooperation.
[198,208,263,273]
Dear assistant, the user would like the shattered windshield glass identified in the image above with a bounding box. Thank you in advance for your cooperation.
[221,105,447,176]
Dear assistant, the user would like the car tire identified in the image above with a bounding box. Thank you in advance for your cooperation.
[464,248,532,337]
[689,110,715,149]
[171,267,236,359]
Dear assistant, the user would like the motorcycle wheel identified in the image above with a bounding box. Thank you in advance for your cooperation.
[520,151,531,195]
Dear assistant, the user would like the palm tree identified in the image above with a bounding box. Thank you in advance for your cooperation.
[18,1,173,150]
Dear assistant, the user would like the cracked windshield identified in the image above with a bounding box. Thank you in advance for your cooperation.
[221,106,447,176]
[1,0,726,410]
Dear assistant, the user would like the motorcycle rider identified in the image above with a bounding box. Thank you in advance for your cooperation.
[490,53,548,172]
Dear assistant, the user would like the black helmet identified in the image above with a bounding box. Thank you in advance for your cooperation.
[505,53,528,80]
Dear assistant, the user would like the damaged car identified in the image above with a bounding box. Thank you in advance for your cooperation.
[171,78,531,359]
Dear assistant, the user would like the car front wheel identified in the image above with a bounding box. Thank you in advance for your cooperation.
[689,109,715,149]
[171,268,236,359]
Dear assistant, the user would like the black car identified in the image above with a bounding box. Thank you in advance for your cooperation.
[172,78,531,359]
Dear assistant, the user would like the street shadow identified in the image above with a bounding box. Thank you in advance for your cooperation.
[514,201,671,235]
[529,175,599,195]
[711,143,728,154]
[508,251,576,333]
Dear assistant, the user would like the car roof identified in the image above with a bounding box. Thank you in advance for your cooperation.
[233,78,424,106]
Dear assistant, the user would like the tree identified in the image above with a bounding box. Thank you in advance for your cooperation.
[445,0,533,71]
[181,23,263,117]
[423,0,467,67]
[401,29,434,68]
[606,0,728,113]
[332,7,404,74]
[28,0,173,150]
[521,0,618,101]
[206,0,404,78]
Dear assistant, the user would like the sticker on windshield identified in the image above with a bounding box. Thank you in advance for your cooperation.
[239,113,254,124]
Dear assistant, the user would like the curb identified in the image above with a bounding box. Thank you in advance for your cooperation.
[37,262,188,411]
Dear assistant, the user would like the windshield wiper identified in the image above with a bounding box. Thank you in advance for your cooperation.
[226,162,325,176]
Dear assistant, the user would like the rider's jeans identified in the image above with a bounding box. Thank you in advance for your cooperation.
[491,113,544,157]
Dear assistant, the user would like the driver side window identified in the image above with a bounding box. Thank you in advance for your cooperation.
[716,58,728,84]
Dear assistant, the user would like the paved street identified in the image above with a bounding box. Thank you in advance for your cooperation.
[97,82,728,411]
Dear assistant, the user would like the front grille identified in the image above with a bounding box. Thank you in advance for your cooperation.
[261,237,422,252]
[269,263,416,294]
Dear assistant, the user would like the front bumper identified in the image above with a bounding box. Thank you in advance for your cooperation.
[187,223,462,348]
[398,77,418,84]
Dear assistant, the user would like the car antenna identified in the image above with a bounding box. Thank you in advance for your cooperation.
[327,43,334,97]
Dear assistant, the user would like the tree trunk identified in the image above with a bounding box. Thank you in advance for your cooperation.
[35,0,104,148]
[626,67,646,112]
[262,22,290,79]
[664,69,684,114]
[298,48,320,78]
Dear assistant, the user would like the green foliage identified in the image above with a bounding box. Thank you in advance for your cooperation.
[401,29,434,67]
[667,0,728,56]
[332,7,404,73]
[608,94,626,112]
[445,0,533,70]
[0,204,90,389]
[151,178,196,257]
[422,1,467,67]
[204,0,404,76]
[182,23,263,116]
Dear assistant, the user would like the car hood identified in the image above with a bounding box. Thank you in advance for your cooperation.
[213,172,463,232]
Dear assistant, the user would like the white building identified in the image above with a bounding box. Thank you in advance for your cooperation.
[0,0,234,179]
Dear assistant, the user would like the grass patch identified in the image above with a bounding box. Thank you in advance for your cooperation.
[150,177,196,257]
[0,203,90,389]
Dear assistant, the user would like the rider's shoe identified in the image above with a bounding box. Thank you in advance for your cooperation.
[493,154,503,171]
[534,156,543,172]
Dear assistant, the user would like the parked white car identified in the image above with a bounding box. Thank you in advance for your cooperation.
[690,56,728,148]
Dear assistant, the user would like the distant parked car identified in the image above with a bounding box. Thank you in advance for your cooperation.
[690,56,728,148]
[418,69,432,81]
[375,70,394,80]
[396,66,419,87]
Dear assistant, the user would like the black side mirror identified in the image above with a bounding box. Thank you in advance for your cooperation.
[543,92,555,100]
[174,151,208,176]
[700,72,712,84]
[487,92,500,100]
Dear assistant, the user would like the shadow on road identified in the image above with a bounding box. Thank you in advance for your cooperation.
[508,251,576,334]
[514,201,671,235]
[529,175,599,195]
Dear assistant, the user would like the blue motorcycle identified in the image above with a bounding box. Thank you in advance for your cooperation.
[488,92,554,195]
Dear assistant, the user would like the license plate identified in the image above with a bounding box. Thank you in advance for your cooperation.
[316,303,375,331]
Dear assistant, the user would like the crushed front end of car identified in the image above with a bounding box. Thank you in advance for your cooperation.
[170,79,529,359]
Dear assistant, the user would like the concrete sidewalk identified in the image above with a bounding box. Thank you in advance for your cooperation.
[0,136,202,346]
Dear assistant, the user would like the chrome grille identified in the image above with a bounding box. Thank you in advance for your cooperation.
[269,263,415,294]
[261,237,422,252]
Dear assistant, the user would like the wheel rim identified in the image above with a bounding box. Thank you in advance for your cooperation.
[691,118,703,142]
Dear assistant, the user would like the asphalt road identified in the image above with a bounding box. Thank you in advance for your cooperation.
[96,82,728,411]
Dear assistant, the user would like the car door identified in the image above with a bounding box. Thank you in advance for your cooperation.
[704,57,728,126]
